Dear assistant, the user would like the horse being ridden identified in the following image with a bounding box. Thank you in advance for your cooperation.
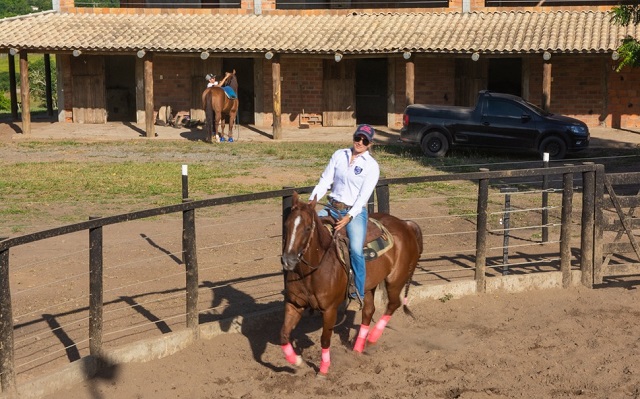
[280,192,424,376]
[201,71,239,143]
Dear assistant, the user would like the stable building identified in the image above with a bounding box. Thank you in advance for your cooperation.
[1,0,639,138]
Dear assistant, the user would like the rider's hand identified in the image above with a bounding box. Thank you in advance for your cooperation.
[335,214,352,232]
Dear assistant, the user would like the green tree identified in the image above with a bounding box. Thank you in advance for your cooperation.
[28,56,57,108]
[0,55,57,111]
[611,4,640,71]
[0,92,10,111]
[0,0,52,18]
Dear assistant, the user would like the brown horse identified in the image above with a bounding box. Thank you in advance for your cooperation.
[201,71,239,143]
[280,192,423,376]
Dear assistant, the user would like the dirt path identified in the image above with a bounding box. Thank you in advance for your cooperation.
[43,284,640,399]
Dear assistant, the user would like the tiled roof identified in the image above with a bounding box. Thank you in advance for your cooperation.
[0,10,637,55]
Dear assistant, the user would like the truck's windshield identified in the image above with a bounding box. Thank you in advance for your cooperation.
[526,100,552,116]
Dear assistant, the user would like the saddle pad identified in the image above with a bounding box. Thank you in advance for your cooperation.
[223,86,237,100]
[365,218,394,258]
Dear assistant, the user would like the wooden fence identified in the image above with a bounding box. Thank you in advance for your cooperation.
[595,170,640,282]
[0,163,605,397]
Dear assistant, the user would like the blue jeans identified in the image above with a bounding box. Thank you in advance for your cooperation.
[318,207,368,298]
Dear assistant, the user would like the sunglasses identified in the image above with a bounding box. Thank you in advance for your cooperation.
[353,136,370,146]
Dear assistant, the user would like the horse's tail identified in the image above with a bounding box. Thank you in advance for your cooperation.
[204,89,214,139]
[402,219,423,318]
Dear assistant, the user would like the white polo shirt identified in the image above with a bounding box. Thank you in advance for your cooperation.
[310,148,380,218]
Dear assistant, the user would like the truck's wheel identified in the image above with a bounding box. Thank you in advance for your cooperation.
[539,136,567,160]
[421,131,449,157]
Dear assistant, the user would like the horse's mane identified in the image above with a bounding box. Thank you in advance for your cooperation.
[313,208,334,249]
[295,200,333,249]
[227,73,238,93]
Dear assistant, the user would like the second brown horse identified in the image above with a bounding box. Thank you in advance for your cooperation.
[280,192,423,376]
[201,71,239,143]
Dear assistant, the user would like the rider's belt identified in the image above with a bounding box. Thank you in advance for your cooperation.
[330,198,352,211]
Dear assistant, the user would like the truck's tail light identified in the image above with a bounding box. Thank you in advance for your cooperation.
[403,114,409,127]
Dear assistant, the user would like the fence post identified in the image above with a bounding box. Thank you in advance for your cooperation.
[581,164,596,288]
[542,152,550,242]
[0,238,16,395]
[282,189,293,290]
[367,192,375,214]
[560,173,574,288]
[182,199,199,336]
[475,169,490,293]
[593,164,605,284]
[88,217,104,357]
[376,184,390,214]
[500,187,518,275]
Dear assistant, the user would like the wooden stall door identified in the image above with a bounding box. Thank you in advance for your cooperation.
[322,59,356,127]
[454,58,488,107]
[72,56,107,123]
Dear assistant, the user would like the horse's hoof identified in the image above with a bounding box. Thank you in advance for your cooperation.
[316,372,328,379]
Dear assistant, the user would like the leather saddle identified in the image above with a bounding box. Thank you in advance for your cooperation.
[320,216,394,262]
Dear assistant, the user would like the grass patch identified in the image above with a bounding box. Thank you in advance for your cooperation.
[2,138,639,235]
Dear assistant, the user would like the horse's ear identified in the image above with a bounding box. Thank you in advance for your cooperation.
[292,191,299,204]
[309,194,318,208]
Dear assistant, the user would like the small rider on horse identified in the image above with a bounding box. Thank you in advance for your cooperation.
[205,71,237,99]
[309,124,380,308]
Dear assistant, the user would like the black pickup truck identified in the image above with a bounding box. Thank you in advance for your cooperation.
[399,91,590,160]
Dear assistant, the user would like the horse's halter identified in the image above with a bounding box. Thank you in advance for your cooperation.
[295,214,316,267]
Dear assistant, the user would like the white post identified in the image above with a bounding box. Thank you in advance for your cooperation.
[181,165,188,200]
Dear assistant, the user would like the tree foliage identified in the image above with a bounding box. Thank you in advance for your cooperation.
[611,4,640,71]
[28,56,57,107]
[0,0,53,18]
[78,0,119,7]
[0,55,56,111]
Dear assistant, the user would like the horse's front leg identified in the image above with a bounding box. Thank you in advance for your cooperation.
[318,307,338,376]
[280,302,303,367]
[228,112,235,140]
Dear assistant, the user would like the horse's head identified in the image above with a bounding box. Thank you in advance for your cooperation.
[281,192,318,271]
[227,70,238,93]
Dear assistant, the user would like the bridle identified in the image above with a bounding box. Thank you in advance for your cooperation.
[296,215,316,268]
[285,203,347,271]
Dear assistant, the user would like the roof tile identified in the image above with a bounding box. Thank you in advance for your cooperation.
[0,10,637,55]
